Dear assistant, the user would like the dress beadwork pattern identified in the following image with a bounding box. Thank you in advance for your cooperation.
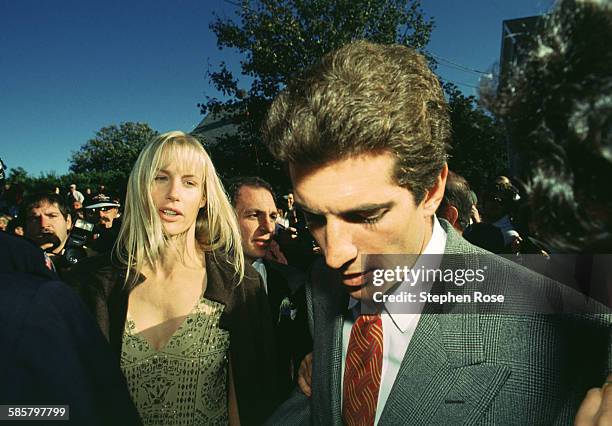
[121,296,230,425]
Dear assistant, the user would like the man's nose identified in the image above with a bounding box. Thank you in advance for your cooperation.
[39,215,51,228]
[321,220,357,270]
[259,216,275,234]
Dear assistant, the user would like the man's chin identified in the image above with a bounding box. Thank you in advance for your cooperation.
[341,283,377,301]
[343,284,367,300]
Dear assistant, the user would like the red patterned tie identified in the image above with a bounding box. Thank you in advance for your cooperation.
[342,314,383,426]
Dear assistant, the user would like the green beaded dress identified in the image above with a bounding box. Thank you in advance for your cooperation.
[121,296,230,425]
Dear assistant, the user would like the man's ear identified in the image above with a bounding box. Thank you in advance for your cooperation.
[421,163,448,216]
[66,214,73,231]
[446,205,459,227]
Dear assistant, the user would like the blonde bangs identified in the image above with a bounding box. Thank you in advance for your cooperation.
[158,140,207,181]
[114,131,245,288]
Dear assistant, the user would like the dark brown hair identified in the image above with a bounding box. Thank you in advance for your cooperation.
[437,170,473,230]
[22,193,70,221]
[263,40,450,203]
[226,176,276,207]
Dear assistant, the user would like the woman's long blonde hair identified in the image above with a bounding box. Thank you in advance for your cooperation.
[114,131,244,287]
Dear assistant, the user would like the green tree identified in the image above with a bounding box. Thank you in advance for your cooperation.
[7,167,31,186]
[444,82,507,193]
[69,122,158,193]
[202,0,434,188]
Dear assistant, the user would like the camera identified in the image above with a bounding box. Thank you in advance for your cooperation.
[63,218,95,264]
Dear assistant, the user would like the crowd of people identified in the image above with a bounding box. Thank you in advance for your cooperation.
[1,0,611,424]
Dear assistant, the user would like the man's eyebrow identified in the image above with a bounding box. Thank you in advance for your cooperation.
[243,208,268,214]
[295,201,393,215]
[341,202,394,215]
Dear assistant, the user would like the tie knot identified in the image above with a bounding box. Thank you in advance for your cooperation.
[355,313,381,325]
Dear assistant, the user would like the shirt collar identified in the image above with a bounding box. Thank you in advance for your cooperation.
[347,216,448,332]
[251,258,268,294]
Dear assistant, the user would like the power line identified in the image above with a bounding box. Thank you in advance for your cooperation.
[426,50,492,77]
[436,61,486,76]
[440,77,480,90]
[221,0,243,8]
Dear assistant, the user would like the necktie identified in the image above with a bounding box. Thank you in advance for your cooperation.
[342,314,383,426]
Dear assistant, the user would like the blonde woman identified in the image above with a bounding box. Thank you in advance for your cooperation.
[66,132,280,425]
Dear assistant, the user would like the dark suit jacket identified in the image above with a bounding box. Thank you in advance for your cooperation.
[0,233,141,425]
[263,260,313,400]
[267,220,612,425]
[64,251,280,426]
[0,232,56,279]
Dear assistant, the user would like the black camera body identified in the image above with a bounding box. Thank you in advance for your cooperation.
[63,218,95,265]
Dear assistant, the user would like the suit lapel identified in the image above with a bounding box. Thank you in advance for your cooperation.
[311,263,346,426]
[265,263,287,322]
[378,222,510,424]
[378,309,510,425]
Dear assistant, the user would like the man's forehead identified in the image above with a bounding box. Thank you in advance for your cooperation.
[289,153,402,208]
[237,185,275,203]
[30,201,61,214]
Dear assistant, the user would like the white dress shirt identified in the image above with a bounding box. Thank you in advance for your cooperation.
[341,217,447,424]
[252,258,268,294]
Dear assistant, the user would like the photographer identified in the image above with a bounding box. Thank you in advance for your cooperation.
[23,193,95,274]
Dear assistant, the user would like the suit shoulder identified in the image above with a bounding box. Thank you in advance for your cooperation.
[0,233,55,279]
[266,260,306,280]
[62,253,123,298]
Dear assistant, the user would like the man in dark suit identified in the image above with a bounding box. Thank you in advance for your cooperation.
[0,231,141,425]
[227,176,313,403]
[1,157,139,424]
[261,40,611,425]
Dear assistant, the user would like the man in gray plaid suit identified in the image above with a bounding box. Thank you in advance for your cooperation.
[262,40,611,425]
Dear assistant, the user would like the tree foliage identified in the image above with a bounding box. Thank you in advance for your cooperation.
[444,83,507,193]
[2,123,158,205]
[203,0,507,194]
[70,122,157,176]
[203,0,434,188]
[7,167,30,185]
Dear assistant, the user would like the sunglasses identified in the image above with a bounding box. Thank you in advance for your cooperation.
[88,206,117,213]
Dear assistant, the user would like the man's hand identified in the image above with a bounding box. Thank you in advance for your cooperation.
[36,234,61,253]
[276,225,298,243]
[297,352,313,397]
[510,235,523,254]
[470,204,481,224]
[575,374,612,426]
[264,239,288,265]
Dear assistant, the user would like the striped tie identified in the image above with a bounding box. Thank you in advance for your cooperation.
[342,314,383,426]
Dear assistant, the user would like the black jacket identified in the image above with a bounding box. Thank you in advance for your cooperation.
[263,260,312,399]
[0,232,141,425]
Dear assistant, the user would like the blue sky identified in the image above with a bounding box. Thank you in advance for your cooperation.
[1,0,555,177]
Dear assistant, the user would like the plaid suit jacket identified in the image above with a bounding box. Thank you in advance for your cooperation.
[267,220,612,425]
